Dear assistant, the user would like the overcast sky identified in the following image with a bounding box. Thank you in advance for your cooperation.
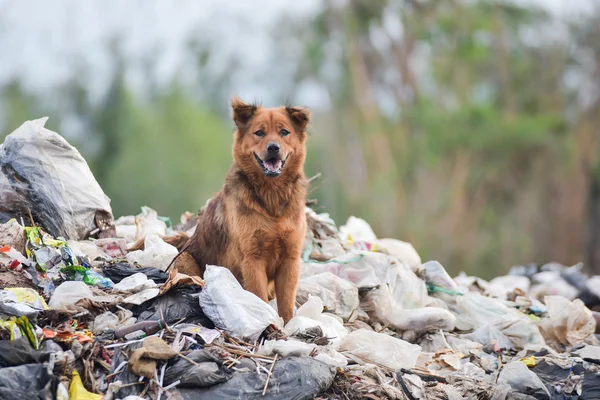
[0,0,595,109]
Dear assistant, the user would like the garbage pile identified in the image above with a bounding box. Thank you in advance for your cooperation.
[1,118,600,400]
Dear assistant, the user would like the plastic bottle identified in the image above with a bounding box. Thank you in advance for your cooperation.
[114,318,166,339]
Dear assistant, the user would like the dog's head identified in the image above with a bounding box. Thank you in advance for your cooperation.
[231,97,310,178]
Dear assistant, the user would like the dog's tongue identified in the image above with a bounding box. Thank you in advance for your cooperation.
[265,159,282,172]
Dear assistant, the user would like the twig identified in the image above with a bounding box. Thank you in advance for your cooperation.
[213,344,276,360]
[307,173,322,184]
[262,354,278,396]
[26,207,35,226]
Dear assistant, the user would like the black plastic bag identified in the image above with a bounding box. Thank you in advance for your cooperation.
[102,262,168,284]
[163,349,233,388]
[0,363,56,400]
[0,338,63,367]
[108,341,144,399]
[175,356,335,400]
[135,286,213,327]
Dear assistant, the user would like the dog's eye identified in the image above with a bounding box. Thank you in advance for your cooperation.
[280,129,290,137]
[254,130,265,137]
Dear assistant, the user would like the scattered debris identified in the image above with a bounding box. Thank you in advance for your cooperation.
[1,119,599,399]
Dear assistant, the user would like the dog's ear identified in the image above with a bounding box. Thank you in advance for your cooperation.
[231,97,258,128]
[285,106,311,131]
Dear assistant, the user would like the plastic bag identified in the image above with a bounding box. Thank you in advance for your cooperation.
[114,206,168,243]
[136,286,212,327]
[465,324,514,350]
[339,329,421,371]
[199,265,280,341]
[375,238,421,269]
[339,216,378,243]
[539,296,596,348]
[66,240,111,262]
[164,349,233,388]
[126,233,178,271]
[497,361,550,399]
[0,363,57,399]
[113,272,157,292]
[102,262,168,284]
[174,356,335,400]
[421,261,461,295]
[258,339,317,358]
[0,117,113,240]
[296,272,359,320]
[486,275,531,299]
[48,281,95,309]
[363,286,456,333]
[284,296,348,350]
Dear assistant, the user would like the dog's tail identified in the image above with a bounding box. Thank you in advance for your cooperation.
[128,232,191,252]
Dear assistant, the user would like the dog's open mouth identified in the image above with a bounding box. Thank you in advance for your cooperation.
[254,153,286,177]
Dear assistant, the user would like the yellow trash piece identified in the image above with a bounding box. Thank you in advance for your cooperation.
[69,371,103,400]
[520,355,536,367]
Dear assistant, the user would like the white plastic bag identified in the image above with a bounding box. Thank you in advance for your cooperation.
[486,275,530,299]
[451,292,545,350]
[340,329,422,371]
[421,261,460,293]
[375,238,421,269]
[0,117,113,240]
[363,286,456,333]
[284,296,348,350]
[258,339,317,358]
[126,234,178,271]
[115,206,168,243]
[339,216,378,243]
[296,272,359,320]
[48,281,95,309]
[113,273,157,292]
[198,265,281,341]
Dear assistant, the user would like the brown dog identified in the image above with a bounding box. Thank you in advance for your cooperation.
[139,98,309,324]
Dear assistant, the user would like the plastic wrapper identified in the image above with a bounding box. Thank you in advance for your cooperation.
[0,287,48,317]
[163,349,233,388]
[497,361,550,399]
[198,265,280,341]
[174,356,335,400]
[340,329,422,371]
[284,296,348,350]
[296,272,359,320]
[126,233,178,271]
[0,117,113,240]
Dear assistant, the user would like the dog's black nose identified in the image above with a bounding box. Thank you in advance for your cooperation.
[267,142,280,154]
